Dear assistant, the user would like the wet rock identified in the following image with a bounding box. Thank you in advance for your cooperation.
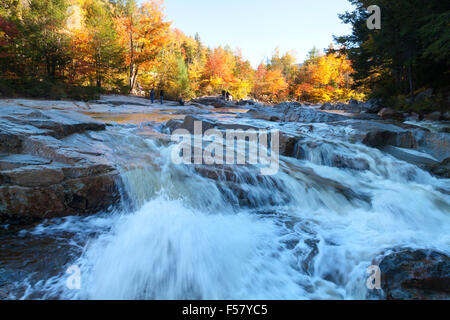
[360,99,384,114]
[0,173,120,223]
[320,99,382,114]
[163,115,298,157]
[431,158,450,179]
[348,121,424,150]
[164,119,184,133]
[0,185,66,223]
[91,94,152,107]
[378,108,404,121]
[236,99,260,106]
[293,166,372,205]
[382,146,440,171]
[191,96,238,108]
[163,115,266,135]
[332,155,370,171]
[0,106,105,139]
[363,130,417,149]
[194,164,290,207]
[0,165,65,187]
[321,102,333,110]
[443,112,450,121]
[279,133,298,157]
[0,154,52,171]
[375,249,450,300]
[406,113,420,122]
[414,88,433,102]
[424,112,442,121]
[63,174,121,212]
[0,104,123,224]
[164,115,216,134]
[0,129,22,153]
[414,130,450,162]
[247,103,349,123]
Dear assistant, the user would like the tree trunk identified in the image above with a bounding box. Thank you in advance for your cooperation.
[96,73,101,88]
[130,66,140,93]
[407,63,414,98]
[128,22,134,92]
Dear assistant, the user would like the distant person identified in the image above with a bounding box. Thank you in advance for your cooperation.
[222,90,226,100]
[226,91,230,101]
[160,90,164,104]
[150,88,155,104]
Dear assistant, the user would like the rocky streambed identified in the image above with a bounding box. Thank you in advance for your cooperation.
[0,95,449,300]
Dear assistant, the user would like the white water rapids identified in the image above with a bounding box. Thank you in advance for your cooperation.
[4,113,450,300]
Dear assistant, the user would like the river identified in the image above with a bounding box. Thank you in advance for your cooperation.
[0,99,449,300]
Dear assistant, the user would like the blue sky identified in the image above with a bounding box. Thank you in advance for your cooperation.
[160,0,356,67]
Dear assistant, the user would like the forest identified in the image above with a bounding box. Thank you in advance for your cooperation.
[0,0,449,112]
[0,0,360,103]
[336,0,449,112]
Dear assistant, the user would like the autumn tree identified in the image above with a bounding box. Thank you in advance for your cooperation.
[78,0,124,88]
[0,15,19,78]
[253,63,288,103]
[20,0,71,81]
[116,0,170,93]
[230,50,254,99]
[202,46,235,94]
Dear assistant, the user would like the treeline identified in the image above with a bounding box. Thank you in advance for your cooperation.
[335,0,450,112]
[0,0,360,103]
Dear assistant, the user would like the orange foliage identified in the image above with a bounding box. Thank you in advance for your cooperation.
[253,64,288,102]
[203,47,235,91]
[116,0,170,92]
[294,51,355,103]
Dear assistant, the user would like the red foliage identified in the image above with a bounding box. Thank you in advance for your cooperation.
[0,17,18,59]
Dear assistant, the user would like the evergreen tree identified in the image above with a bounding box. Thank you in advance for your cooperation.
[335,0,450,105]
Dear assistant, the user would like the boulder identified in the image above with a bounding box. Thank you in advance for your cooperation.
[363,130,417,149]
[360,99,384,114]
[332,155,370,171]
[424,112,442,121]
[278,133,298,157]
[236,99,259,106]
[431,158,450,179]
[191,96,238,108]
[443,112,450,121]
[406,113,420,122]
[0,105,123,224]
[164,119,184,133]
[375,249,450,300]
[163,115,216,135]
[414,88,433,102]
[414,130,450,162]
[246,103,349,123]
[320,100,382,114]
[378,108,404,121]
[381,146,440,171]
[0,129,22,153]
[320,102,333,110]
[0,173,120,223]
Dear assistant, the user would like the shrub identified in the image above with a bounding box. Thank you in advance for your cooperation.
[66,86,103,101]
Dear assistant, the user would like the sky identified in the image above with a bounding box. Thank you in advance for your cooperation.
[160,0,356,67]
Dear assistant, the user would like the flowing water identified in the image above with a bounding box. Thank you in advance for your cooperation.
[0,106,449,300]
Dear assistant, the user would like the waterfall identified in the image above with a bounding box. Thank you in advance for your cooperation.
[14,122,448,300]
